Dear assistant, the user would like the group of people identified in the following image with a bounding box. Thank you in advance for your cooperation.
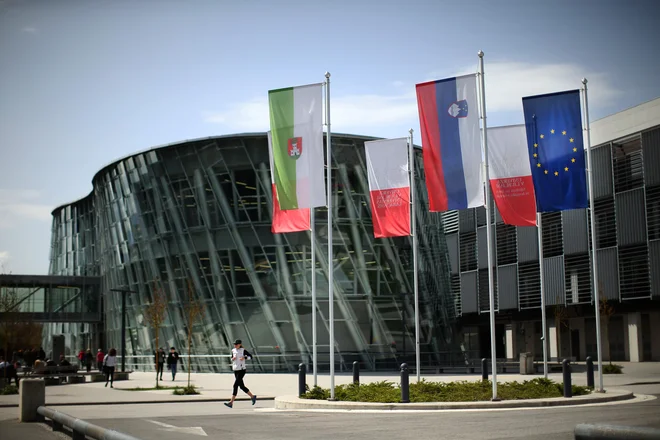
[74,347,118,387]
[154,347,182,381]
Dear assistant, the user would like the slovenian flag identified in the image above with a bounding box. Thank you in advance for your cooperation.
[488,125,537,227]
[416,74,484,212]
[364,138,411,238]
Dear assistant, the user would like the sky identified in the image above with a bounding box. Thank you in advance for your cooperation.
[1,0,659,275]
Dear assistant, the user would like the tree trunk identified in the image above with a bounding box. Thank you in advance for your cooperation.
[155,331,159,389]
[187,322,192,388]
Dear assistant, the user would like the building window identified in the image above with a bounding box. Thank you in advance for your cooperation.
[613,138,644,193]
[496,224,517,266]
[541,212,563,257]
[594,197,617,248]
[564,254,591,304]
[518,262,541,309]
[478,268,498,313]
[618,245,650,300]
[647,186,660,241]
[459,232,477,272]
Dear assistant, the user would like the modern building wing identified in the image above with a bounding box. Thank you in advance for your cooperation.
[46,133,460,372]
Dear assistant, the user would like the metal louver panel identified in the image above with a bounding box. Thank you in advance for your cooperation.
[564,253,592,305]
[518,261,541,310]
[618,245,651,300]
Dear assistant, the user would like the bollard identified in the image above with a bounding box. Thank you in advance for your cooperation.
[298,363,306,397]
[562,359,572,398]
[586,356,595,390]
[400,363,410,403]
[481,358,488,381]
[353,361,360,385]
[19,379,45,422]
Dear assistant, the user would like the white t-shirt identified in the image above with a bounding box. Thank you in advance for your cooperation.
[103,355,117,367]
[231,348,252,371]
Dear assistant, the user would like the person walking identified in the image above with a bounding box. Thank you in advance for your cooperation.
[166,347,180,381]
[77,349,85,368]
[224,339,257,408]
[84,349,93,372]
[103,348,117,388]
[96,349,105,371]
[156,348,165,381]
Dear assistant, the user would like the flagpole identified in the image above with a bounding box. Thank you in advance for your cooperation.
[537,213,549,379]
[478,50,498,401]
[325,71,335,400]
[311,209,317,386]
[582,78,604,393]
[409,128,421,382]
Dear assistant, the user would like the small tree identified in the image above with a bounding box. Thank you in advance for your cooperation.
[598,284,615,365]
[184,278,205,390]
[144,279,168,388]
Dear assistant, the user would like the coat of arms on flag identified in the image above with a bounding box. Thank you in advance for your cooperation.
[447,99,468,118]
[288,137,302,159]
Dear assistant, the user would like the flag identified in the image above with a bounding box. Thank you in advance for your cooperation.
[268,132,310,233]
[488,125,537,227]
[268,83,326,210]
[523,90,587,212]
[416,74,484,212]
[364,138,411,238]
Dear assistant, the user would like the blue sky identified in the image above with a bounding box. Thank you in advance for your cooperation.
[1,0,659,274]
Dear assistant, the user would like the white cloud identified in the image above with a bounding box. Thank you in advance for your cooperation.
[203,61,620,134]
[0,189,52,228]
[22,26,37,33]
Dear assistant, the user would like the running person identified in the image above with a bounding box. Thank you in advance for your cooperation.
[224,339,257,408]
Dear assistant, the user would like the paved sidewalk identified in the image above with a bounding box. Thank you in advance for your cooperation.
[0,420,61,440]
[0,361,657,408]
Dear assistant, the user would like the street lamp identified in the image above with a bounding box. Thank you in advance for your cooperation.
[110,288,137,372]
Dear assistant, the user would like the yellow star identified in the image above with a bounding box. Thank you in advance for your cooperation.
[533,153,538,158]
[554,171,559,176]
[569,138,574,143]
[573,147,577,152]
[540,134,545,139]
[537,163,541,168]
[534,143,538,148]
[571,158,576,163]
[551,129,555,134]
[565,167,569,172]
[544,170,548,174]
[562,130,567,135]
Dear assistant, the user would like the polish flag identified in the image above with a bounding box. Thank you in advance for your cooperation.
[488,125,537,227]
[268,132,310,233]
[364,138,411,238]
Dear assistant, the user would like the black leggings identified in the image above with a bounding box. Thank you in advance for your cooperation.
[232,370,249,396]
[105,366,115,384]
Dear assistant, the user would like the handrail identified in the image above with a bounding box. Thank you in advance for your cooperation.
[38,406,142,440]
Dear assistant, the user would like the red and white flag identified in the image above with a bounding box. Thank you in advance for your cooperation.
[365,138,411,238]
[488,125,536,227]
[268,132,310,233]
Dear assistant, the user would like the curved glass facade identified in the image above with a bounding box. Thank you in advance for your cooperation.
[48,133,460,372]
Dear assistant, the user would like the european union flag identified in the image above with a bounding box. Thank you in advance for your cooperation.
[523,90,587,212]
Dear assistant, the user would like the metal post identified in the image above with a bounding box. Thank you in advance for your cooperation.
[582,78,604,393]
[325,71,335,400]
[311,210,317,387]
[353,361,359,385]
[586,356,595,389]
[409,129,421,382]
[481,358,488,381]
[400,363,410,403]
[298,363,306,396]
[537,213,549,379]
[121,291,126,373]
[478,50,498,401]
[562,359,572,398]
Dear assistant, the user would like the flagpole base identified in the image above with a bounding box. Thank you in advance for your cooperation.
[491,397,501,402]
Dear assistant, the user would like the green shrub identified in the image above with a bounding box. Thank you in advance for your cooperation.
[123,385,178,391]
[602,364,623,374]
[0,385,19,395]
[173,385,200,395]
[300,378,590,403]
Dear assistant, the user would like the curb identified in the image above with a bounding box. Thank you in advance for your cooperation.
[0,396,275,408]
[274,389,635,411]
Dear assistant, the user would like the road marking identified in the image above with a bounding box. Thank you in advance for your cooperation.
[147,420,208,436]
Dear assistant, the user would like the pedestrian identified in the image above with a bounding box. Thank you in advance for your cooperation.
[38,347,46,361]
[103,348,117,388]
[96,349,104,371]
[156,348,165,381]
[224,339,257,408]
[166,347,180,381]
[84,349,93,372]
[77,349,85,368]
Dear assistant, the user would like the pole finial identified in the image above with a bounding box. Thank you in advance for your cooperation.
[582,78,588,85]
[478,50,484,58]
[409,128,414,135]
[325,72,331,79]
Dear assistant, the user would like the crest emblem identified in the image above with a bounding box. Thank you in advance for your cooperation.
[447,99,469,118]
[288,137,302,159]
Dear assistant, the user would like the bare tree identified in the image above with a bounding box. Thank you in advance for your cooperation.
[598,283,615,365]
[184,278,205,390]
[144,279,168,388]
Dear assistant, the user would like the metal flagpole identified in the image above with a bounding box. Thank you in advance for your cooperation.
[537,213,549,379]
[325,72,335,400]
[478,50,498,401]
[582,78,604,393]
[311,209,317,386]
[409,128,421,382]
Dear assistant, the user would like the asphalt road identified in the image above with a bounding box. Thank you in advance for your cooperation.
[78,395,660,440]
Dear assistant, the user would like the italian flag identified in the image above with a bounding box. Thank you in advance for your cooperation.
[268,83,326,210]
[364,138,411,238]
[267,132,310,233]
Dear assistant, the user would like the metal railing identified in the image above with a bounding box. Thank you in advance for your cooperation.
[38,406,142,440]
